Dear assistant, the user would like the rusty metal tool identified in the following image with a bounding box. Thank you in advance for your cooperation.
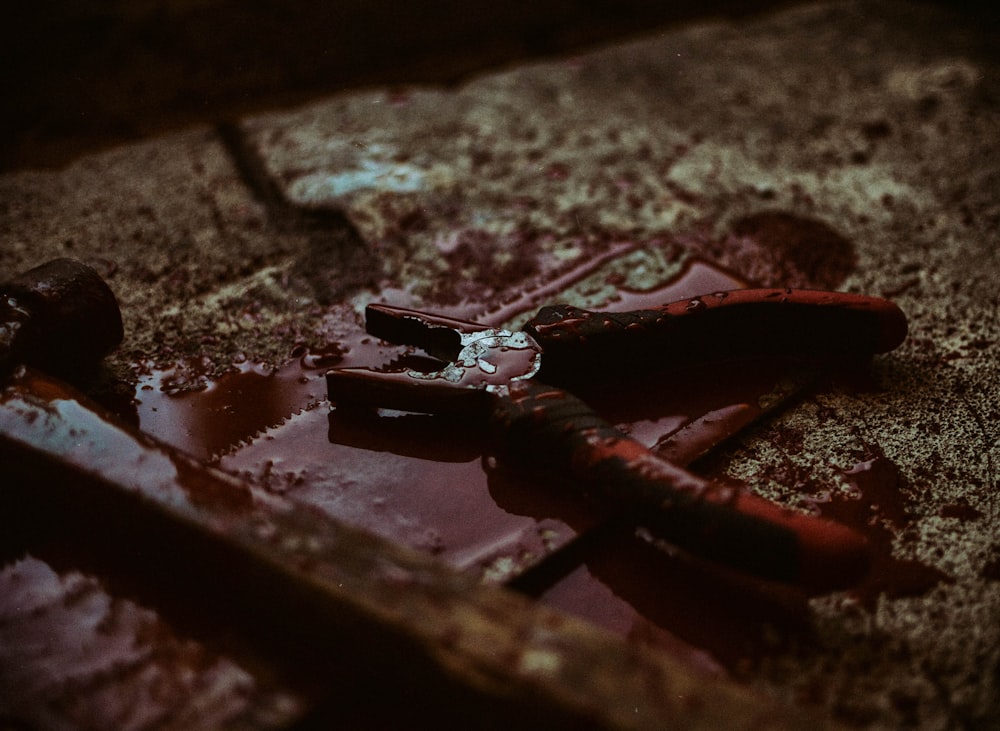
[326,289,908,593]
[0,259,822,729]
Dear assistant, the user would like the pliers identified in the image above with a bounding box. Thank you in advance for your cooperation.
[326,288,907,592]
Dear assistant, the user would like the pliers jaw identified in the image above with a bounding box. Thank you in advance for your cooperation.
[362,304,477,360]
[325,290,909,592]
[327,304,543,415]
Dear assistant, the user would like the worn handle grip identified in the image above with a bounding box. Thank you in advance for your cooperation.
[490,379,870,592]
[1,258,123,378]
[524,288,907,383]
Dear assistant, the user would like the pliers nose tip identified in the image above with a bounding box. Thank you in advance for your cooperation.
[873,299,908,354]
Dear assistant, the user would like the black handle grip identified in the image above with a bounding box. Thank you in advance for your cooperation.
[489,379,869,592]
[1,258,123,378]
[524,288,907,383]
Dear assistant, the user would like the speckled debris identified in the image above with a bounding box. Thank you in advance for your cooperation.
[1,0,998,729]
[0,127,374,379]
[235,4,999,725]
[235,4,1000,719]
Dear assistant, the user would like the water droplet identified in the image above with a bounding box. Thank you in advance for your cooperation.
[685,298,707,312]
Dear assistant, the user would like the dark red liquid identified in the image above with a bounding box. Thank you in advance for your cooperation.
[802,453,953,608]
[125,256,761,579]
[42,215,905,683]
[114,233,916,679]
[111,249,851,682]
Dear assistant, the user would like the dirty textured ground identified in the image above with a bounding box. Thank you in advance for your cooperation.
[1,1,998,729]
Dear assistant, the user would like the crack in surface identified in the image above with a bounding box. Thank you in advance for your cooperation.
[216,121,375,303]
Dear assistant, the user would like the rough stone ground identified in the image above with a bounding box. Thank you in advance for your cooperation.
[1,1,998,729]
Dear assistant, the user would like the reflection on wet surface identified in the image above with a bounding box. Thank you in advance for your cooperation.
[114,250,849,676]
[0,555,301,730]
[809,453,953,608]
[6,218,922,692]
[213,257,764,576]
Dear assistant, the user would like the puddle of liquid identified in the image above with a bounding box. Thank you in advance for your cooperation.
[132,332,401,461]
[800,454,952,608]
[222,404,588,569]
[536,557,730,679]
[116,219,870,673]
[135,256,776,579]
[8,185,875,720]
[131,253,741,462]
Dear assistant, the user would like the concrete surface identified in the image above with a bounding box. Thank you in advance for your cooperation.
[1,0,998,728]
[1,0,802,170]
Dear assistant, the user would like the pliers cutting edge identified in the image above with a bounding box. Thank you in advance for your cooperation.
[327,289,907,593]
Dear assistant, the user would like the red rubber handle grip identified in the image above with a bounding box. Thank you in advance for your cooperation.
[524,289,907,384]
[490,379,870,593]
